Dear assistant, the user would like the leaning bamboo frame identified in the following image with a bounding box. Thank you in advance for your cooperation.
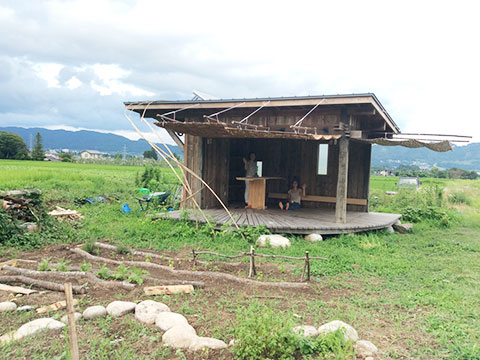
[125,104,240,230]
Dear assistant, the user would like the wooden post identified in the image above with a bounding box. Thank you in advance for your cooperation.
[301,251,310,282]
[248,246,256,278]
[64,282,79,360]
[306,251,310,281]
[335,137,349,223]
[192,249,197,268]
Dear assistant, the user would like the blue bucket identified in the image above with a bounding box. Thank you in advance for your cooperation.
[122,204,131,213]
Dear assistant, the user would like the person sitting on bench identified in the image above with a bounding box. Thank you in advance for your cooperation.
[278,178,306,210]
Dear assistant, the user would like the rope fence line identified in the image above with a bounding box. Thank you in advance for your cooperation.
[191,248,328,282]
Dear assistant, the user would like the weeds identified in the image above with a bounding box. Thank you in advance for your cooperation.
[82,239,99,255]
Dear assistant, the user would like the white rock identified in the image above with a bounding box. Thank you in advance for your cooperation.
[355,340,378,358]
[16,305,34,312]
[0,301,17,312]
[228,339,235,347]
[305,234,323,242]
[155,312,189,331]
[83,305,107,320]
[14,318,65,341]
[257,234,291,248]
[135,300,170,324]
[318,320,358,342]
[106,301,136,317]
[0,331,15,344]
[162,324,197,349]
[189,336,228,351]
[61,312,82,324]
[385,226,395,233]
[365,357,374,360]
[293,325,319,337]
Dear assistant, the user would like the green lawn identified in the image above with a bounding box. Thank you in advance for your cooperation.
[1,161,479,359]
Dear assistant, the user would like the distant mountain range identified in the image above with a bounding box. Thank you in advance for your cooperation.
[371,142,480,171]
[0,127,182,157]
[1,126,479,170]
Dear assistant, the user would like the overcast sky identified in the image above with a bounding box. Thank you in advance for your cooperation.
[0,0,479,144]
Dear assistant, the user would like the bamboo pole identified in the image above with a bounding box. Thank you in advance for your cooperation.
[64,283,79,360]
[125,106,240,230]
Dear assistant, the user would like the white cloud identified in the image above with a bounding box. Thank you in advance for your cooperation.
[0,0,479,144]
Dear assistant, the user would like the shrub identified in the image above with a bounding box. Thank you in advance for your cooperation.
[82,239,99,255]
[232,300,354,360]
[448,191,471,205]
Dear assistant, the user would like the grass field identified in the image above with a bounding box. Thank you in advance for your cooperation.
[1,160,480,359]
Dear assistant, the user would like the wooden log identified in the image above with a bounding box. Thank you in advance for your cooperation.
[3,265,135,291]
[64,283,79,360]
[144,276,204,288]
[37,299,78,314]
[95,242,184,262]
[0,275,85,294]
[71,247,310,289]
[144,284,194,296]
[0,283,37,295]
[0,259,18,270]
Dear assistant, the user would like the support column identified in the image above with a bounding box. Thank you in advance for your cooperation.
[335,137,349,223]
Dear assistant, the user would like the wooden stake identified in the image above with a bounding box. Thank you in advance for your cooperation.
[306,251,310,282]
[192,249,197,267]
[64,283,79,360]
[248,246,256,278]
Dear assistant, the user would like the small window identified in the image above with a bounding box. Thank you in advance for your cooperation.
[256,161,263,177]
[317,144,328,175]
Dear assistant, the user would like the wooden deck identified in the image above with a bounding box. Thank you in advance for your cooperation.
[160,208,401,235]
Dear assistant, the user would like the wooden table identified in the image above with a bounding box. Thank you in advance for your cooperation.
[236,177,283,209]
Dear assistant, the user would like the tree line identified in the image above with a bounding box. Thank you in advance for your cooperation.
[373,165,479,180]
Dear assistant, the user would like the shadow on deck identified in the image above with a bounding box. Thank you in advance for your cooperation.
[159,207,401,235]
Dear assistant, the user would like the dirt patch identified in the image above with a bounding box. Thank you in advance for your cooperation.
[0,244,438,359]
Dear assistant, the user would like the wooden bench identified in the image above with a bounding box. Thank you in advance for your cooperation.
[268,192,368,206]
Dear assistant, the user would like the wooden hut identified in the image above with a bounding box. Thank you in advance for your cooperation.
[125,94,450,234]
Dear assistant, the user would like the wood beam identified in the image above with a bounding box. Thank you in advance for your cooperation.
[166,129,184,152]
[335,137,349,223]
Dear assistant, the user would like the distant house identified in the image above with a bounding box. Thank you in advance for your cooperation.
[80,150,103,159]
[379,170,391,177]
[45,150,61,162]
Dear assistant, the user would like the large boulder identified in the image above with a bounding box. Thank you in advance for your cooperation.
[305,234,323,242]
[162,324,197,349]
[355,340,378,358]
[293,325,319,338]
[155,312,189,332]
[14,318,65,341]
[257,234,291,249]
[106,301,136,317]
[318,320,358,342]
[83,305,107,320]
[135,300,170,325]
[0,301,17,312]
[189,336,228,351]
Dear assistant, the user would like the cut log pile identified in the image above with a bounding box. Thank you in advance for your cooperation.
[47,206,83,221]
[0,189,43,223]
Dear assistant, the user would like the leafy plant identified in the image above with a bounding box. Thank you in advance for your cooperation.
[38,257,54,271]
[232,300,354,360]
[79,260,92,272]
[55,257,71,272]
[96,264,112,280]
[82,239,99,255]
[116,243,131,255]
[127,266,149,285]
